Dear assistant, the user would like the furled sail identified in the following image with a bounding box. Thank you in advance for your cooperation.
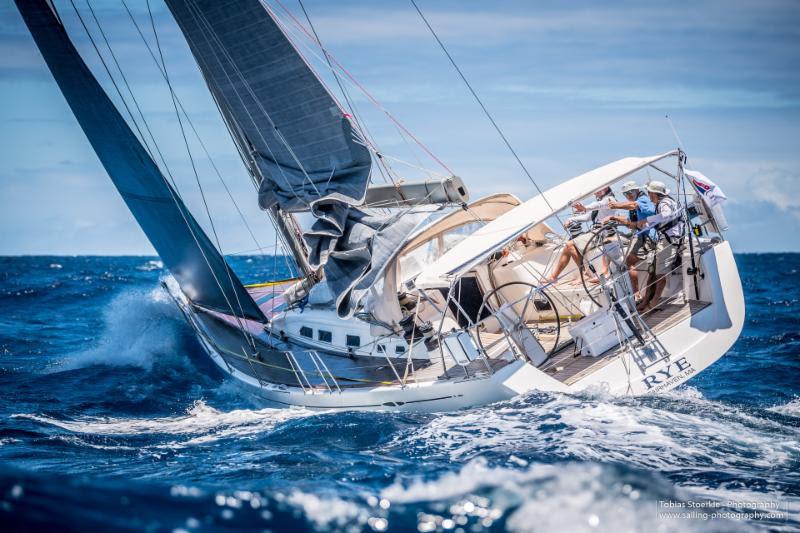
[165,0,429,317]
[16,0,265,322]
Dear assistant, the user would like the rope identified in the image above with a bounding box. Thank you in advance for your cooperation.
[187,0,322,200]
[292,0,397,186]
[409,0,562,222]
[179,0,316,275]
[121,0,268,258]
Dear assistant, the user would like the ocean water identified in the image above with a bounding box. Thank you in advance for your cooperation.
[0,254,797,532]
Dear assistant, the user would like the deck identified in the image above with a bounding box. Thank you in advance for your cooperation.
[539,297,711,385]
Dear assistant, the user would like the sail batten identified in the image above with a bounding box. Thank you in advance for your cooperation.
[16,0,266,323]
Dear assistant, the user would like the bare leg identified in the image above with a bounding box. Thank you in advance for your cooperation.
[626,254,640,299]
[548,241,578,282]
[641,276,667,312]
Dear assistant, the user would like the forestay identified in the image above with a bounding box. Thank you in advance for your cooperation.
[414,151,679,289]
[18,0,265,322]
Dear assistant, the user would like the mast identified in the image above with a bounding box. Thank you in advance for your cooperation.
[217,104,314,277]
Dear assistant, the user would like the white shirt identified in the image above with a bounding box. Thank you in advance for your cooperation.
[567,195,615,227]
[646,196,683,241]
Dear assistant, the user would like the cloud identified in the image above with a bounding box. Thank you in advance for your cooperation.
[752,168,800,216]
[494,84,800,111]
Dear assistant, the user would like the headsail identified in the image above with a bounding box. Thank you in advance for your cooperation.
[16,0,265,322]
[165,0,431,317]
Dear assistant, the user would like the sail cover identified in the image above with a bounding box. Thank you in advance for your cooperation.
[165,0,425,317]
[16,0,265,322]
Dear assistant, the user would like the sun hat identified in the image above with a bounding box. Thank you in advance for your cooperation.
[594,186,612,197]
[620,181,640,194]
[646,181,669,195]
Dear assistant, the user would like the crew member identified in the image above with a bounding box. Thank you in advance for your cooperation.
[546,186,616,283]
[602,181,656,300]
[637,181,685,312]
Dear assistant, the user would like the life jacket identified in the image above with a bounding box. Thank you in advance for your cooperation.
[655,196,685,245]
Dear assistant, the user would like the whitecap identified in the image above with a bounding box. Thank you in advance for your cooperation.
[14,400,315,443]
[394,391,800,478]
[285,491,368,529]
[136,260,164,272]
[380,458,736,533]
[768,398,800,417]
[57,286,181,371]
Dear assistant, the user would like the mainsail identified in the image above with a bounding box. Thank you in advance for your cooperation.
[164,0,427,317]
[16,0,265,322]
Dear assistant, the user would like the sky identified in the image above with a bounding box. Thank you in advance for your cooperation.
[1,0,799,255]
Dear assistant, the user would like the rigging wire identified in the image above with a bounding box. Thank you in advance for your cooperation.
[271,1,445,188]
[266,0,454,177]
[293,0,397,186]
[185,2,324,201]
[145,0,255,343]
[67,0,259,343]
[180,0,315,276]
[120,0,269,259]
[408,0,560,219]
[265,9,411,187]
[182,0,315,205]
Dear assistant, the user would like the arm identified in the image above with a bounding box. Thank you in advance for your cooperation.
[605,214,636,228]
[645,202,680,225]
[566,212,593,224]
[608,199,637,210]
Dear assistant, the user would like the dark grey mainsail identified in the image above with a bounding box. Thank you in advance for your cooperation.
[165,0,429,317]
[16,0,265,322]
[164,0,371,213]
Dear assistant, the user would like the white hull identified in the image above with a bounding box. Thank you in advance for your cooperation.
[187,242,744,412]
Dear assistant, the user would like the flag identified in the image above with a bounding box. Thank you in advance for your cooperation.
[685,170,727,207]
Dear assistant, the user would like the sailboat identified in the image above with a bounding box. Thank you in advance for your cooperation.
[16,0,744,411]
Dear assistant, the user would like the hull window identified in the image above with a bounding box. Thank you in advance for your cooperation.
[346,335,361,348]
[300,326,313,338]
[318,330,332,343]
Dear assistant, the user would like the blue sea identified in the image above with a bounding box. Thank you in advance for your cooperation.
[0,254,797,531]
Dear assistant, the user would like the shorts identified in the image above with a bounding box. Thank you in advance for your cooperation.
[630,236,655,259]
[572,227,614,256]
[654,241,684,276]
[572,232,594,256]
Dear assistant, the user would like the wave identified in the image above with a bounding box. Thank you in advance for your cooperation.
[57,286,184,371]
[378,457,798,532]
[386,388,800,501]
[135,260,163,272]
[768,398,800,418]
[13,400,317,449]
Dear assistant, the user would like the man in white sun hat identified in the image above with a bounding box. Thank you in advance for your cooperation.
[637,180,685,312]
[601,180,656,300]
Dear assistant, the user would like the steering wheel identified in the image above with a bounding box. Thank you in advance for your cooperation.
[475,281,561,364]
[578,223,618,307]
